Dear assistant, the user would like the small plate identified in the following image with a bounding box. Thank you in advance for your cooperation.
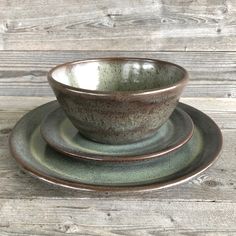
[9,101,222,192]
[40,105,194,162]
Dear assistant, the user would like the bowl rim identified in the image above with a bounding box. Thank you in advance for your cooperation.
[47,57,189,97]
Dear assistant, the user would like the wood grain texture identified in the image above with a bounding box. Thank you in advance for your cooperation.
[1,0,236,233]
[0,96,235,235]
[0,199,235,236]
[0,0,236,51]
[0,50,236,98]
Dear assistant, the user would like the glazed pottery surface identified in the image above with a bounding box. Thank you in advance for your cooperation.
[48,58,188,144]
[40,103,194,162]
[9,101,222,191]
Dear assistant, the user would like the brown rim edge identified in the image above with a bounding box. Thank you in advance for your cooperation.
[8,103,223,192]
[47,57,189,97]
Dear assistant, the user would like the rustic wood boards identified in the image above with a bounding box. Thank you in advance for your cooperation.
[0,0,236,51]
[0,0,236,234]
[0,51,236,98]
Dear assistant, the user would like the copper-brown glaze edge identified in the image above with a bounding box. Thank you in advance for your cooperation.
[47,57,189,99]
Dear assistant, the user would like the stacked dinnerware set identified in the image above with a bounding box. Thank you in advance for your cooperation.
[9,58,222,191]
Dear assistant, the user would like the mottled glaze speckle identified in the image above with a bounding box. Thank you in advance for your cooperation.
[40,103,194,162]
[9,101,222,191]
[52,60,183,91]
[48,58,189,144]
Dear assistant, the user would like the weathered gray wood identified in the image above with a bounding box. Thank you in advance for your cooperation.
[1,0,236,232]
[0,96,235,235]
[0,0,235,51]
[0,199,235,236]
[0,51,236,98]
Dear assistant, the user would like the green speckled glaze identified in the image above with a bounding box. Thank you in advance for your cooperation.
[48,58,188,144]
[31,127,199,185]
[9,101,222,191]
[55,61,183,92]
[40,103,193,162]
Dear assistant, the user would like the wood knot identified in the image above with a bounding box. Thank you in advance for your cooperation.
[0,128,12,134]
[216,27,221,33]
[204,180,223,187]
[59,222,80,233]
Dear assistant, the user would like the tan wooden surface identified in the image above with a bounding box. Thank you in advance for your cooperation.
[0,96,235,235]
[0,0,236,51]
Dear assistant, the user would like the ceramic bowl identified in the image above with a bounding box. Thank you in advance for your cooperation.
[47,58,189,144]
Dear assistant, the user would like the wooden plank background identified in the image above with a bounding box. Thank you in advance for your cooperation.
[0,51,236,97]
[0,0,236,235]
[0,0,236,51]
[0,0,235,98]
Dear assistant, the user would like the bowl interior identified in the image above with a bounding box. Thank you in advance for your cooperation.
[51,59,186,92]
